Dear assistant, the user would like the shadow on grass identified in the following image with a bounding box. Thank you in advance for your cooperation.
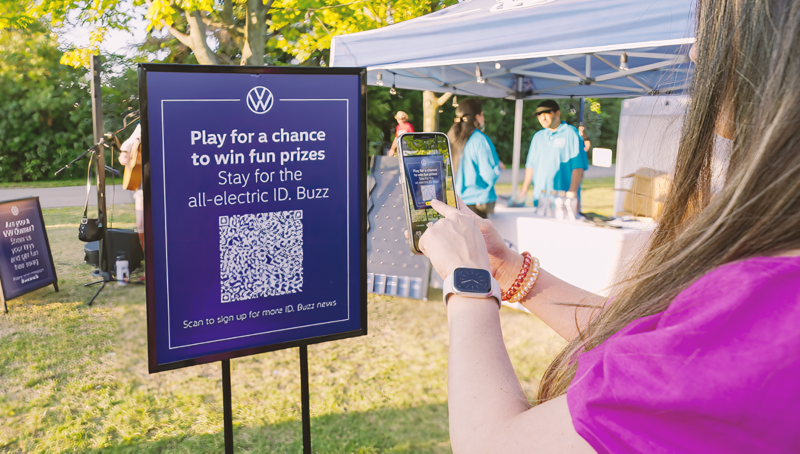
[82,402,451,454]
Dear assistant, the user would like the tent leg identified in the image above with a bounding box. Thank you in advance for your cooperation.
[510,98,524,203]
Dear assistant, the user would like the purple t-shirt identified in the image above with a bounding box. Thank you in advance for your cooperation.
[568,255,800,453]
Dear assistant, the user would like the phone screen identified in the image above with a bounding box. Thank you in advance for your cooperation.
[399,134,458,254]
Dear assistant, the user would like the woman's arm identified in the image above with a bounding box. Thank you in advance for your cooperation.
[430,196,604,341]
[446,295,595,453]
[494,250,603,341]
[419,201,595,452]
[470,211,604,341]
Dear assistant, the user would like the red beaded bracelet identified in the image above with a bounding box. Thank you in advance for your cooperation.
[507,257,540,304]
[501,252,532,301]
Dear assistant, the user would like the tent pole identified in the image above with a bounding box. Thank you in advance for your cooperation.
[510,76,524,203]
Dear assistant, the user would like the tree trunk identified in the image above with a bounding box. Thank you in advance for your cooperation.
[422,91,453,132]
[185,11,219,65]
[241,0,266,65]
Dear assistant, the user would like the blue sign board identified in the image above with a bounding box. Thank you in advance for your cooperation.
[139,65,367,372]
[0,197,58,311]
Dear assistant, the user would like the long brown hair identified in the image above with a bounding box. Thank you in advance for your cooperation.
[539,0,800,401]
[447,98,482,174]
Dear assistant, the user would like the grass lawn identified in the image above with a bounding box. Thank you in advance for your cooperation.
[0,205,568,452]
[0,179,87,189]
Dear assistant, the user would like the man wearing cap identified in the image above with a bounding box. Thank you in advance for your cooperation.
[516,100,588,208]
[388,111,415,157]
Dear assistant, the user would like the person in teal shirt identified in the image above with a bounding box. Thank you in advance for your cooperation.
[517,100,588,207]
[447,98,502,218]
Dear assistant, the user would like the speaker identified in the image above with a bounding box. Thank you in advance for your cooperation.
[106,229,144,274]
[83,230,144,274]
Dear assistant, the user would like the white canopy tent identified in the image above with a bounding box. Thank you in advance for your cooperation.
[614,96,688,215]
[331,0,696,197]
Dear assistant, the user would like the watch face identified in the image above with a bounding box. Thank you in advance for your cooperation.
[453,268,492,294]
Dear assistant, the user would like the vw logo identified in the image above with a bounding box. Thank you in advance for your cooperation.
[246,86,274,114]
[11,206,19,216]
[421,158,428,166]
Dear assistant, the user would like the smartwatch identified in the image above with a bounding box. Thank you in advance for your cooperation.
[442,267,502,308]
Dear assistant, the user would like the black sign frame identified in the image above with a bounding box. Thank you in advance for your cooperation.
[0,196,59,313]
[139,63,369,373]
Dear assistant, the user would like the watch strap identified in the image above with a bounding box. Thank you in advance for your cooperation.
[442,270,501,308]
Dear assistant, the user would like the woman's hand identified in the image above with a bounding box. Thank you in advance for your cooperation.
[419,200,491,279]
[449,197,524,291]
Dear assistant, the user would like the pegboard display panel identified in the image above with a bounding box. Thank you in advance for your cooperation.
[366,156,431,300]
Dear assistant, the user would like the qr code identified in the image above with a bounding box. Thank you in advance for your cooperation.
[219,210,303,303]
[421,184,436,201]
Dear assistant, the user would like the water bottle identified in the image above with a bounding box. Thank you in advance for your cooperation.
[536,190,550,216]
[554,191,567,220]
[116,253,129,285]
[565,191,578,221]
[545,191,557,217]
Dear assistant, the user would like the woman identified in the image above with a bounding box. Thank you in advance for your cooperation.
[447,98,502,218]
[419,0,800,452]
[387,110,415,156]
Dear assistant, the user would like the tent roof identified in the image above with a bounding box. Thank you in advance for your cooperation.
[331,0,696,99]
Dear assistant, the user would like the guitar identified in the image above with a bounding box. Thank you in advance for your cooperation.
[122,142,142,191]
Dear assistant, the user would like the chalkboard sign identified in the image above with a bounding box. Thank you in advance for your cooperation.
[0,197,59,312]
[140,64,367,372]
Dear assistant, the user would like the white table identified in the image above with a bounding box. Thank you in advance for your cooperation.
[490,207,654,296]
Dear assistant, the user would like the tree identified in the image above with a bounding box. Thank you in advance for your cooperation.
[421,91,452,132]
[5,0,456,68]
[0,24,93,181]
[0,24,142,181]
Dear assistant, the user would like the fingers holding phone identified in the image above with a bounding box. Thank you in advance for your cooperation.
[453,195,514,278]
[419,200,491,279]
[396,132,460,255]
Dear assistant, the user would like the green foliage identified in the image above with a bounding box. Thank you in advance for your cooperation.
[593,98,622,153]
[272,0,457,64]
[99,56,141,140]
[366,87,424,155]
[366,89,623,163]
[477,97,623,164]
[0,26,141,182]
[0,25,94,181]
[366,86,392,154]
[6,0,458,67]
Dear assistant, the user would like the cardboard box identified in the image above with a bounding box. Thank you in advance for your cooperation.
[628,168,671,199]
[623,191,664,218]
[623,168,671,218]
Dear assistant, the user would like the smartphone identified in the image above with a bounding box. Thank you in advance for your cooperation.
[397,132,459,255]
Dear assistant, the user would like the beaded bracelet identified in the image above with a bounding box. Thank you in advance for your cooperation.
[501,252,532,301]
[508,257,540,304]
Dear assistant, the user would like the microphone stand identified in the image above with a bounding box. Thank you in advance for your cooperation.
[53,140,111,305]
[54,55,140,306]
[80,111,141,305]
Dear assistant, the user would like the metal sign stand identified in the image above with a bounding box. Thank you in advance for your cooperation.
[220,350,312,453]
[222,359,234,453]
[300,345,312,454]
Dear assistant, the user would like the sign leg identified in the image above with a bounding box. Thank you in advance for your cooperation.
[222,359,234,454]
[1,291,7,314]
[300,345,311,454]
